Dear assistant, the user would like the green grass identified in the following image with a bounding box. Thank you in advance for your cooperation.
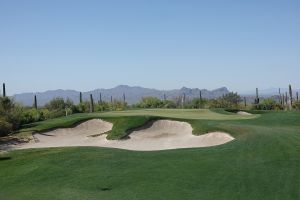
[104,116,158,140]
[1,109,300,200]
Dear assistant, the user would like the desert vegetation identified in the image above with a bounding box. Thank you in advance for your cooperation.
[0,83,299,137]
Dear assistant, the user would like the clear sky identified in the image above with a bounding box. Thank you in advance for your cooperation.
[0,0,299,95]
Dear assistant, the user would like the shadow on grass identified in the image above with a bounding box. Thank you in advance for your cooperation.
[0,157,11,161]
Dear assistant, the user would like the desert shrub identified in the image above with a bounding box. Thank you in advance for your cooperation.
[186,98,207,109]
[256,98,283,110]
[45,97,65,110]
[0,97,23,135]
[293,100,300,110]
[137,97,162,108]
[21,109,40,124]
[0,118,13,136]
[110,100,127,111]
[77,101,90,113]
[162,100,177,108]
[48,109,66,118]
[209,93,242,109]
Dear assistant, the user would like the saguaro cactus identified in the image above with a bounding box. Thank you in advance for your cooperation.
[90,94,94,113]
[99,93,102,103]
[297,92,299,101]
[199,90,202,101]
[34,95,38,109]
[289,84,293,107]
[285,92,288,105]
[256,88,259,104]
[79,92,82,104]
[2,83,6,97]
[244,97,247,107]
[111,96,113,103]
[255,88,259,109]
[279,88,282,105]
[181,93,186,109]
[123,93,126,103]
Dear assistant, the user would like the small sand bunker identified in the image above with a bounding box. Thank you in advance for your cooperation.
[237,111,252,116]
[14,119,234,151]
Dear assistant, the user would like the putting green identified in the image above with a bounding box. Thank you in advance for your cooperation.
[93,109,258,120]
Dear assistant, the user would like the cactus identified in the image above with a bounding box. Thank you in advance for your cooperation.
[199,90,202,101]
[279,88,282,105]
[285,92,288,105]
[99,93,102,103]
[254,88,259,109]
[181,93,186,109]
[34,95,38,109]
[123,93,126,103]
[90,94,94,113]
[244,97,247,107]
[2,83,6,97]
[79,92,82,104]
[297,92,299,101]
[289,84,293,106]
[111,96,113,103]
[255,88,259,104]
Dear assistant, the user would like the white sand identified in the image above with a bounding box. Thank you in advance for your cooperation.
[237,111,252,116]
[13,119,234,151]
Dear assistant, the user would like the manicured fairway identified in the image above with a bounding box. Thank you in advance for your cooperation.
[1,110,300,200]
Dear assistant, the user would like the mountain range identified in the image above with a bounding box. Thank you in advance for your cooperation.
[13,85,230,106]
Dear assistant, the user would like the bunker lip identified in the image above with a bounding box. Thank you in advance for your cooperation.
[9,119,235,151]
[237,111,252,116]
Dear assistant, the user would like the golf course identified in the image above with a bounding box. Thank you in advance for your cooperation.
[1,1,300,199]
[1,109,300,200]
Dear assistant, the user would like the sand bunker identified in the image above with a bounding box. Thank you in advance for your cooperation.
[237,111,252,116]
[13,119,234,151]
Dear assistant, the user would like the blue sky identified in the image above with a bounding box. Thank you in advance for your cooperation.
[0,0,299,95]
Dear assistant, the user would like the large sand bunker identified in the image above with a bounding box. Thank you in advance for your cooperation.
[14,119,234,151]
